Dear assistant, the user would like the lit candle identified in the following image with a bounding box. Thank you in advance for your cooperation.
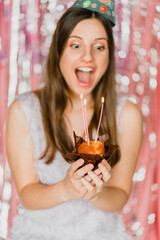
[95,97,104,142]
[84,99,90,145]
[80,93,87,141]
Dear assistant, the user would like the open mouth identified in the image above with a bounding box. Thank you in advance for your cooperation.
[76,67,94,85]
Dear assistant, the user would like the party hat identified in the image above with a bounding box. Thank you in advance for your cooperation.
[71,0,115,26]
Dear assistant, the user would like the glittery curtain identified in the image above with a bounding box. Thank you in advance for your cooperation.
[0,0,159,239]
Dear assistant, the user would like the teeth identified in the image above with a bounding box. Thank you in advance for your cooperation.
[77,67,93,72]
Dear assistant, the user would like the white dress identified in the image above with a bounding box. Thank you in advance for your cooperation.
[9,92,129,240]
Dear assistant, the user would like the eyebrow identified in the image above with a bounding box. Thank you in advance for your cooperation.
[69,36,108,42]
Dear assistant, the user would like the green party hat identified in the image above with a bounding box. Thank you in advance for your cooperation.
[71,0,115,27]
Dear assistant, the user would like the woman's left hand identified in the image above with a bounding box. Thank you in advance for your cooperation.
[81,159,111,201]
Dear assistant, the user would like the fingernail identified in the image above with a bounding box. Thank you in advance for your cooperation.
[90,164,94,169]
[80,159,84,164]
[81,178,85,183]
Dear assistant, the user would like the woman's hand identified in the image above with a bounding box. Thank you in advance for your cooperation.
[62,159,94,201]
[81,159,111,201]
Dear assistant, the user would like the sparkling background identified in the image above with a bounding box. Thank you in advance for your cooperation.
[0,0,160,239]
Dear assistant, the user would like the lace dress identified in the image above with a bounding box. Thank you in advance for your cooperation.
[9,92,129,240]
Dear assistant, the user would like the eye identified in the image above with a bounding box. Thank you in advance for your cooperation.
[71,44,80,49]
[95,45,105,51]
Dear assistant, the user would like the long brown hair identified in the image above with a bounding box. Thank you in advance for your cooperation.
[36,7,120,167]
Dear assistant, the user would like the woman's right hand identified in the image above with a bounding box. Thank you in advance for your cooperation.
[61,159,94,201]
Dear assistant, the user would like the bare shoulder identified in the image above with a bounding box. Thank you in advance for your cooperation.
[6,98,31,158]
[6,98,32,164]
[119,99,143,132]
[8,98,23,119]
[6,99,39,196]
[107,100,143,196]
[118,99,143,158]
[7,98,29,131]
[8,98,21,114]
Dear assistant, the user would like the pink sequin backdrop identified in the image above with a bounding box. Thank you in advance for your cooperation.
[0,0,159,239]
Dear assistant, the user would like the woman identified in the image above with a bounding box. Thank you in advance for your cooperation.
[6,2,143,239]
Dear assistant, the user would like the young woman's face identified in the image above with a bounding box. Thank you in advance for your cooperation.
[59,18,109,97]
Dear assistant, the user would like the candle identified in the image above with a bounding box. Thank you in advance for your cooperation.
[84,99,90,145]
[95,97,104,142]
[80,93,87,141]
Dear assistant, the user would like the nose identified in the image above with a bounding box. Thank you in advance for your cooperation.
[81,47,94,62]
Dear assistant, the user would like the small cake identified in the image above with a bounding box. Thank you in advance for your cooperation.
[65,132,119,170]
[77,140,105,156]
